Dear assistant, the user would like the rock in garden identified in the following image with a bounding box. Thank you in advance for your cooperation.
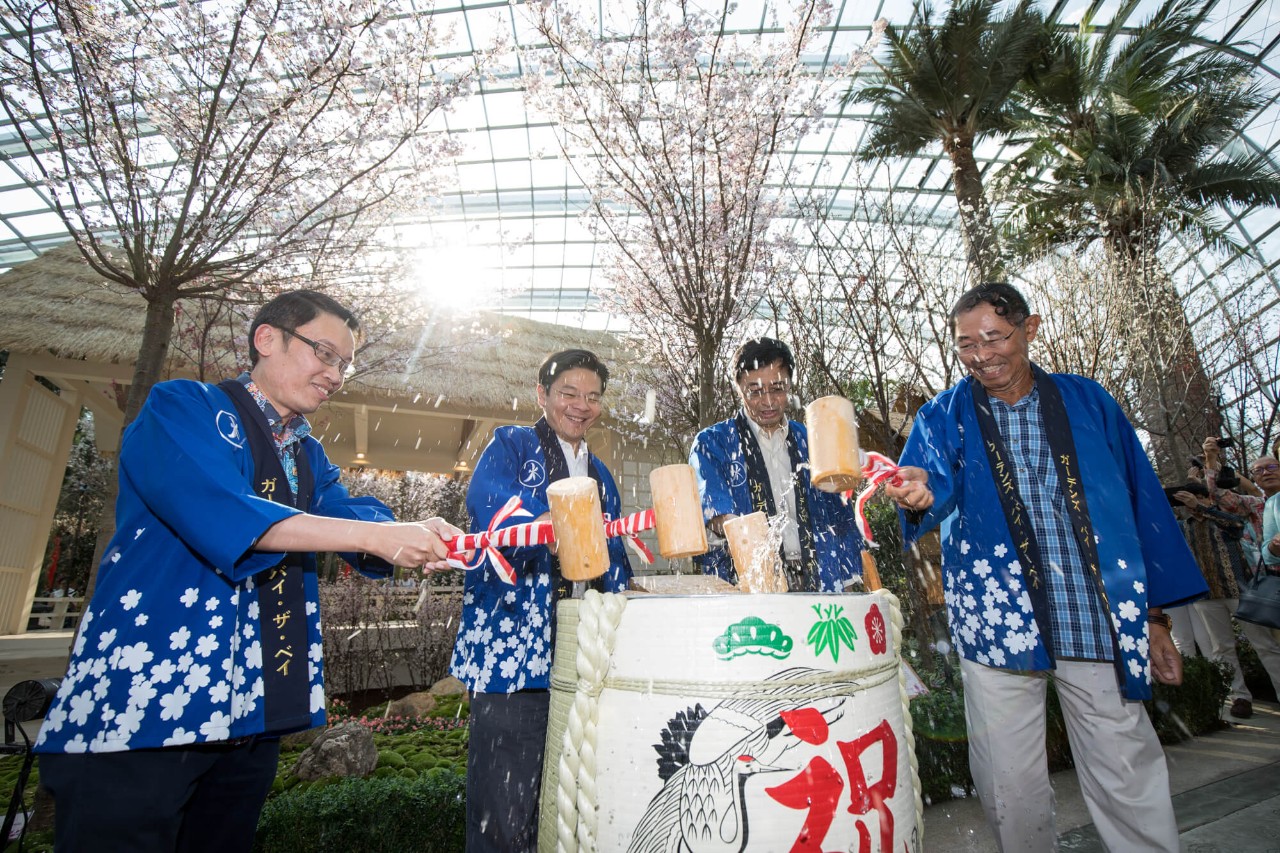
[387,691,437,718]
[291,722,378,781]
[429,675,465,696]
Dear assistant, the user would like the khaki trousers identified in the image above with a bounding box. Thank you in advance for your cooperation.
[961,658,1179,852]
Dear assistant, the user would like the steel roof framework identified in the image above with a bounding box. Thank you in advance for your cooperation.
[1,0,1278,411]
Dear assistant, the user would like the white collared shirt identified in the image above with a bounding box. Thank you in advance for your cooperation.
[558,436,590,478]
[744,414,802,560]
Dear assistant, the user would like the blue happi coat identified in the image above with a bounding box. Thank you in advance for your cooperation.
[689,416,863,591]
[449,425,632,694]
[35,380,392,754]
[900,373,1206,699]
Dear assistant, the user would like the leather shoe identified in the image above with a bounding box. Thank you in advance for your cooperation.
[1230,698,1254,719]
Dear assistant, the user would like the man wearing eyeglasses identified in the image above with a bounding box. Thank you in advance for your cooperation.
[1246,456,1280,639]
[450,348,632,852]
[1244,455,1280,567]
[689,337,863,592]
[883,282,1206,852]
[35,290,461,852]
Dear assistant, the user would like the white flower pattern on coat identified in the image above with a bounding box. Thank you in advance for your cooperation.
[943,538,1151,689]
[36,571,326,753]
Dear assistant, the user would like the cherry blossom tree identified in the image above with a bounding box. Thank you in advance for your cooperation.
[767,184,967,454]
[522,0,883,433]
[0,0,472,603]
[0,0,468,424]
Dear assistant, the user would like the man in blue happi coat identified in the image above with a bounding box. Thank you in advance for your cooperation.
[885,283,1206,852]
[35,291,461,853]
[450,348,632,852]
[689,337,862,591]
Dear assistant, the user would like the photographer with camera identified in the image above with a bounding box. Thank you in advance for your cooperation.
[1178,437,1280,718]
[1202,437,1271,559]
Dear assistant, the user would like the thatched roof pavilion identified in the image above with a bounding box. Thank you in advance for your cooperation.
[0,242,644,473]
[0,244,670,633]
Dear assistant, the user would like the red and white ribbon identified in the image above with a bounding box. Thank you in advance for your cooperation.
[446,498,660,583]
[846,451,903,547]
[451,455,904,577]
[604,508,656,564]
[445,496,553,585]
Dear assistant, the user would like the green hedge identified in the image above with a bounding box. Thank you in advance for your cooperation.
[254,769,465,853]
[1148,655,1232,742]
[908,683,972,804]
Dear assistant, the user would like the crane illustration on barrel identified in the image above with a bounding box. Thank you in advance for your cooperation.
[627,667,852,853]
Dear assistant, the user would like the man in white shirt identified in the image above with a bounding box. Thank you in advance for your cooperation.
[689,338,863,591]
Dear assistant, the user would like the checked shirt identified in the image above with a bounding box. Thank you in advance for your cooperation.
[990,388,1113,662]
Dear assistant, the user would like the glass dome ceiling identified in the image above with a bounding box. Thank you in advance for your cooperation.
[1,0,1278,413]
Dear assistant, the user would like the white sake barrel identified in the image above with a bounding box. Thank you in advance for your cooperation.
[539,591,923,852]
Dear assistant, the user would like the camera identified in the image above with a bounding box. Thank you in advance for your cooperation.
[1217,436,1236,449]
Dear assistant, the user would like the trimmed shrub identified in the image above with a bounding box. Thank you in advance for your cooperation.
[908,685,971,804]
[1148,655,1231,743]
[254,769,465,853]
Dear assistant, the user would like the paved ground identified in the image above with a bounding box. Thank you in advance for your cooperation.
[2,633,1279,850]
[924,700,1280,852]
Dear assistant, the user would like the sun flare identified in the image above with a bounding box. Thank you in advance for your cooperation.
[411,244,506,313]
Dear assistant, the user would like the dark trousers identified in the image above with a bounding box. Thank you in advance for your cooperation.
[465,690,550,853]
[39,738,280,853]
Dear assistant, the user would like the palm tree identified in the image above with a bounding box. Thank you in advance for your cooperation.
[847,0,1044,282]
[1001,0,1280,475]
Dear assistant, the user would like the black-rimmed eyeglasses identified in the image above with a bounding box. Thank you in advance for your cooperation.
[280,327,354,377]
[953,326,1020,357]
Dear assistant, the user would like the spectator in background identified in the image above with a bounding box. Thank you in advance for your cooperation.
[1202,438,1266,550]
[1166,476,1280,719]
[1256,455,1280,563]
[1250,454,1280,647]
[1206,444,1280,633]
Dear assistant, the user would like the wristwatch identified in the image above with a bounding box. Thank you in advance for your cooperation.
[1148,612,1173,631]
